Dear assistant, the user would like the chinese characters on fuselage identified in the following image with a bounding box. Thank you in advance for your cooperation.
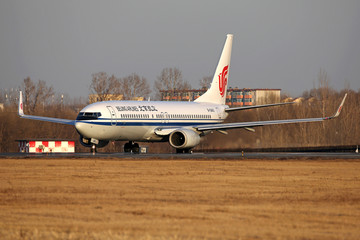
[116,105,158,112]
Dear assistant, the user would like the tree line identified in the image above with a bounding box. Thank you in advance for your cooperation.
[200,72,360,151]
[0,69,359,153]
[90,68,195,101]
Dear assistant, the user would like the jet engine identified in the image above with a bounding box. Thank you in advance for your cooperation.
[79,136,109,148]
[169,129,201,149]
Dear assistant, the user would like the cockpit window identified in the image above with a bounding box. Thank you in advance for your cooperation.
[76,112,102,120]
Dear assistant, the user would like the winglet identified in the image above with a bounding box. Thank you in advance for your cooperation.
[18,91,24,116]
[326,93,347,120]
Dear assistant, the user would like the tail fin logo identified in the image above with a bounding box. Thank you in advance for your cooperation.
[218,65,229,97]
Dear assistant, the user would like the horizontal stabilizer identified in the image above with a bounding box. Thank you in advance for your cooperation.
[225,101,295,112]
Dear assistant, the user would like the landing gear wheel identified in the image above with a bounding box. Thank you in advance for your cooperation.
[176,149,182,154]
[184,149,191,154]
[132,143,140,154]
[176,148,191,154]
[124,141,140,154]
[124,142,132,153]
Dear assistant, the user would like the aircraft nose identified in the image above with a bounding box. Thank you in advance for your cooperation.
[75,121,85,135]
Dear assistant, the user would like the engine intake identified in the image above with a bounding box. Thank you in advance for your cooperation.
[169,129,200,149]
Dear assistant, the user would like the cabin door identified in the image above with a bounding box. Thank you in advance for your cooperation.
[107,106,117,126]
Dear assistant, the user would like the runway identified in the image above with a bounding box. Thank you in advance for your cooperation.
[1,151,359,160]
[1,156,360,239]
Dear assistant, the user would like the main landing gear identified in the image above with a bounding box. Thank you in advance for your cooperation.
[124,141,140,154]
[176,148,192,154]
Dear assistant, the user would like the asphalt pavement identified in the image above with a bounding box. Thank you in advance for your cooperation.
[0,151,359,160]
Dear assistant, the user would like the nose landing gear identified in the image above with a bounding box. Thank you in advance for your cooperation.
[124,141,140,154]
[91,144,97,154]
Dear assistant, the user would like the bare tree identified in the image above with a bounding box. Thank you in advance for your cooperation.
[154,67,191,100]
[22,77,35,111]
[318,69,331,117]
[33,80,54,112]
[0,88,18,107]
[119,73,151,100]
[89,72,119,101]
[22,77,54,113]
[199,76,212,90]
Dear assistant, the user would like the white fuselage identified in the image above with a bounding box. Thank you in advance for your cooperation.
[75,100,229,142]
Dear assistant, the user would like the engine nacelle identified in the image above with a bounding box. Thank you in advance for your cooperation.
[79,136,109,148]
[169,129,201,149]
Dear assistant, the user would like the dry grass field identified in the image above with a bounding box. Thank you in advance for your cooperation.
[0,158,359,239]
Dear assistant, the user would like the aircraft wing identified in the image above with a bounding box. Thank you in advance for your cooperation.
[18,91,76,126]
[225,101,295,112]
[196,94,347,131]
[19,114,75,125]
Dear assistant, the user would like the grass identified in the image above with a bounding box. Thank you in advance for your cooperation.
[0,158,359,239]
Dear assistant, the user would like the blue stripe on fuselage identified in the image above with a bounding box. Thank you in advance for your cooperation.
[77,118,221,126]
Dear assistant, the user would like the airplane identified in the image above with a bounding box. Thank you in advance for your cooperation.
[18,34,347,153]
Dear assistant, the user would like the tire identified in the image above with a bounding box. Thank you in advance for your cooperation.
[132,143,140,154]
[124,142,132,153]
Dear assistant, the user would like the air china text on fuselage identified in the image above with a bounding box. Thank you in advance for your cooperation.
[18,34,347,153]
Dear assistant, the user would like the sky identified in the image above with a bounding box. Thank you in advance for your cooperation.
[1,0,359,99]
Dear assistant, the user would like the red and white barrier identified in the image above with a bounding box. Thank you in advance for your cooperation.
[18,140,75,153]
